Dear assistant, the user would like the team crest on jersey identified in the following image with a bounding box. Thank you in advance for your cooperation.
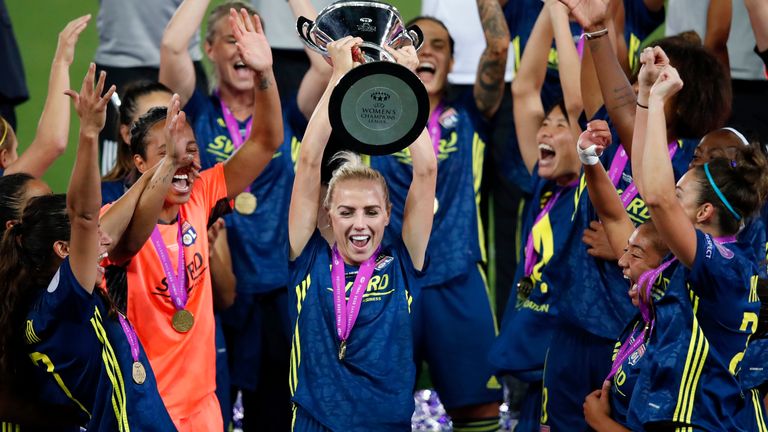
[628,344,646,366]
[439,108,458,129]
[181,221,198,247]
[375,254,394,271]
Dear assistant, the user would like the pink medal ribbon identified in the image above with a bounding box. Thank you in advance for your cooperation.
[523,182,577,277]
[218,91,253,192]
[118,314,146,384]
[331,244,381,361]
[607,141,679,209]
[150,216,188,312]
[427,103,444,157]
[605,235,738,380]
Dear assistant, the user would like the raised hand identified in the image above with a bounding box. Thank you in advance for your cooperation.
[162,94,194,168]
[229,8,272,73]
[638,46,670,94]
[578,120,612,154]
[558,0,609,31]
[384,45,419,72]
[327,36,364,78]
[650,65,684,102]
[54,14,91,66]
[64,63,116,137]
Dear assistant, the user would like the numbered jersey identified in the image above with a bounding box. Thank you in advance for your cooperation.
[627,232,760,431]
[288,231,425,431]
[24,258,174,431]
[371,95,486,287]
[489,166,579,380]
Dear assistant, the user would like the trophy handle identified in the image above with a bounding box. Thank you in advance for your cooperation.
[407,25,424,51]
[296,16,326,55]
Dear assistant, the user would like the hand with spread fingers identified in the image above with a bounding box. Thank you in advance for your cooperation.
[162,94,195,169]
[229,8,273,74]
[65,63,117,137]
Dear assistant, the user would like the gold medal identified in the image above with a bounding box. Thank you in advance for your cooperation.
[132,361,146,385]
[234,192,257,215]
[172,309,195,333]
[338,340,347,361]
[517,277,534,301]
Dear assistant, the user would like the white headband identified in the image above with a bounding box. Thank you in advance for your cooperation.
[721,127,750,146]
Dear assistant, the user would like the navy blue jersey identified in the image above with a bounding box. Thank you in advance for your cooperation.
[101,179,127,205]
[288,231,425,431]
[623,0,665,72]
[24,258,175,431]
[186,89,308,293]
[371,96,486,287]
[489,166,579,381]
[498,0,581,192]
[627,232,760,430]
[742,339,768,391]
[609,268,674,428]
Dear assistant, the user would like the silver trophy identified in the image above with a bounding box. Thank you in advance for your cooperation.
[297,1,429,155]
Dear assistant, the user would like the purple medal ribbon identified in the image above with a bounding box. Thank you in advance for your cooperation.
[606,257,677,380]
[427,103,444,157]
[605,235,738,380]
[150,216,188,312]
[523,182,577,277]
[331,244,381,355]
[607,141,679,209]
[218,91,253,192]
[118,314,140,364]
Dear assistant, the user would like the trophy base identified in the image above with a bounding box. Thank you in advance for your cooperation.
[328,62,429,156]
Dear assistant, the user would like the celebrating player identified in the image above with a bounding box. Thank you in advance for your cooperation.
[287,36,436,431]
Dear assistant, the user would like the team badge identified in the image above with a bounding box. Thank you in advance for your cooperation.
[439,108,458,129]
[375,254,394,271]
[628,344,646,366]
[181,221,198,247]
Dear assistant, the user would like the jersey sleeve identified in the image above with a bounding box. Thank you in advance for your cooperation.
[688,230,748,299]
[27,258,96,338]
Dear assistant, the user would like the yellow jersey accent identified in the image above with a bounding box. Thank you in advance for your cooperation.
[25,320,41,344]
[90,307,129,432]
[673,316,709,425]
[289,273,311,396]
[29,352,92,417]
[751,388,768,432]
[486,375,502,390]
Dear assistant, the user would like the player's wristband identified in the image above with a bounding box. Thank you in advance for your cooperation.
[582,28,609,40]
[578,143,601,165]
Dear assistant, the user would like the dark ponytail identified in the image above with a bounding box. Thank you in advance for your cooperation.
[695,148,768,235]
[0,173,35,235]
[0,195,68,380]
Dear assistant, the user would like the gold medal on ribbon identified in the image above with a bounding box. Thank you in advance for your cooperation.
[338,340,347,361]
[132,361,147,385]
[517,277,534,301]
[172,309,195,333]
[234,192,257,215]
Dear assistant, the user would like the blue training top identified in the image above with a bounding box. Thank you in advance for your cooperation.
[371,94,486,287]
[185,89,307,293]
[24,258,175,431]
[488,165,579,381]
[288,231,425,431]
[627,232,761,431]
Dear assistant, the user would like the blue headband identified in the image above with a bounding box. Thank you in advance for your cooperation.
[703,163,741,221]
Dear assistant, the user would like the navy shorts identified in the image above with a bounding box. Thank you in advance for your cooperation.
[540,324,614,431]
[412,264,503,409]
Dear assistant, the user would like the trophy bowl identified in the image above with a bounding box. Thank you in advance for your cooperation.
[297,1,423,63]
[297,1,429,155]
